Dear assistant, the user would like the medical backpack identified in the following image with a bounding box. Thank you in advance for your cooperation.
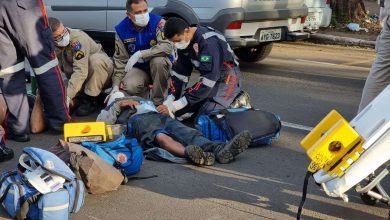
[81,135,143,178]
[196,108,281,146]
[0,147,85,220]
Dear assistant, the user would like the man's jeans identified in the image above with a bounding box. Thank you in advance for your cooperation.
[128,112,223,153]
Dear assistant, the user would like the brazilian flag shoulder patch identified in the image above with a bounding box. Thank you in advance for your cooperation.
[200,55,212,63]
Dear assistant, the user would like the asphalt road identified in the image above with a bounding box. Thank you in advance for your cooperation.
[1,42,388,220]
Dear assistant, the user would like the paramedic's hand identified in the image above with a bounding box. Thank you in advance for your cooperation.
[104,85,119,104]
[119,100,140,109]
[125,51,142,72]
[157,105,170,115]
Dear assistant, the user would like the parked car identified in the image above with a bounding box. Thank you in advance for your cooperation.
[43,0,309,62]
[303,0,332,31]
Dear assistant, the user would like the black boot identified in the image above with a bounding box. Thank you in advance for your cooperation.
[76,95,98,116]
[185,145,215,166]
[0,142,14,162]
[7,133,30,142]
[213,130,252,164]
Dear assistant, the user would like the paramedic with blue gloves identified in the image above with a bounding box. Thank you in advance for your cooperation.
[0,0,70,142]
[108,0,174,106]
[157,18,242,120]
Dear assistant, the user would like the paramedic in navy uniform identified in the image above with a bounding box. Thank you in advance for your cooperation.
[157,18,242,120]
[0,0,70,143]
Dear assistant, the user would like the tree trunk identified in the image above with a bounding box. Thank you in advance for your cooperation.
[332,0,367,22]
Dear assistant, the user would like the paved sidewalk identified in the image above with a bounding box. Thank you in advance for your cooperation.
[307,33,376,49]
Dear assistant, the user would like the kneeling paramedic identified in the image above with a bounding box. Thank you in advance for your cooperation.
[49,17,114,116]
[157,18,242,120]
[108,0,174,106]
[97,91,251,166]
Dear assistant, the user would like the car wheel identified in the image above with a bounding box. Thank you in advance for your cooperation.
[234,43,273,63]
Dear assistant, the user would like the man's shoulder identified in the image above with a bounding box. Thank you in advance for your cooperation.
[68,29,96,52]
[69,29,88,44]
[150,13,163,20]
[115,17,131,31]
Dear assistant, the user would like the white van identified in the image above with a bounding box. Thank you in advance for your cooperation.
[43,0,309,62]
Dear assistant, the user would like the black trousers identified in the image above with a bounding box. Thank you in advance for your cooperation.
[0,0,70,135]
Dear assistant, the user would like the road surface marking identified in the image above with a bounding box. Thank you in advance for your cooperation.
[340,59,373,66]
[282,121,313,132]
[296,59,338,66]
[296,59,372,69]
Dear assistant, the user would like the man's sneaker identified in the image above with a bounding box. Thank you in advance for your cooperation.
[8,133,30,142]
[76,98,98,116]
[0,144,14,162]
[203,152,215,166]
[216,130,252,164]
[185,145,215,166]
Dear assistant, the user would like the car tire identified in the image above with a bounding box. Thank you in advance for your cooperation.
[235,43,273,63]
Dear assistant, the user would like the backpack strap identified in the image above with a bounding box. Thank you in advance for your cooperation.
[0,178,40,220]
[16,193,40,220]
[0,184,12,204]
[127,175,158,180]
[72,179,80,213]
[0,171,20,204]
[0,171,17,187]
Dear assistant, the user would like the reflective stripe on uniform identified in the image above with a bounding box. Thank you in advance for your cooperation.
[199,77,216,88]
[172,96,188,112]
[33,58,59,75]
[0,61,25,76]
[42,203,69,212]
[191,59,200,67]
[171,70,189,83]
[202,32,239,66]
[202,32,232,53]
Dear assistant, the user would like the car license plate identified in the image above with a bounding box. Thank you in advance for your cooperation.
[306,14,317,22]
[259,29,282,42]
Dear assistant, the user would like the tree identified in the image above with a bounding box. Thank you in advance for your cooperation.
[332,0,367,22]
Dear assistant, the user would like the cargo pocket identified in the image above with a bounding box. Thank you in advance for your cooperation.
[38,190,69,220]
[63,179,85,213]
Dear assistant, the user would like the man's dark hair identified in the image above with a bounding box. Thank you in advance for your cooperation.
[164,17,189,39]
[48,17,62,32]
[126,0,147,12]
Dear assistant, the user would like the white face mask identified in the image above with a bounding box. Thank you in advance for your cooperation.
[175,39,190,50]
[56,32,70,47]
[134,13,150,27]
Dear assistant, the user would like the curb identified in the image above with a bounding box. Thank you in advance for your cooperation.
[306,33,376,49]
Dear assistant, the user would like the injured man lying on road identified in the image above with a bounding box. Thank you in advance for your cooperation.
[97,91,251,166]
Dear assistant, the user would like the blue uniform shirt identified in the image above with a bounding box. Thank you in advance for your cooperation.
[115,13,163,69]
